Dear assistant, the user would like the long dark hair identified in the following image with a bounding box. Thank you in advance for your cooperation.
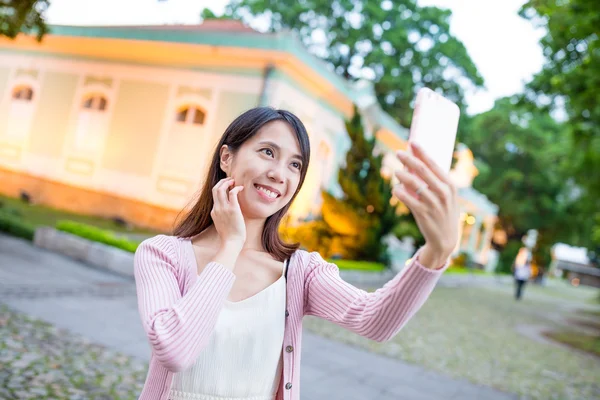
[173,107,311,261]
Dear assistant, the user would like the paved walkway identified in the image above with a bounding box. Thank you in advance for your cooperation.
[0,234,517,399]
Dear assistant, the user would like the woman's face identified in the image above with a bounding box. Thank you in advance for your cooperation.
[222,120,304,220]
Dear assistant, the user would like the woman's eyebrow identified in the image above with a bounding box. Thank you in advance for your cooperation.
[258,141,303,161]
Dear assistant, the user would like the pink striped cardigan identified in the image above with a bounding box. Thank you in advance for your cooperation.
[133,234,448,400]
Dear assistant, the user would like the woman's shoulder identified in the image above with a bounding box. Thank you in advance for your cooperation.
[135,234,185,265]
[289,248,337,272]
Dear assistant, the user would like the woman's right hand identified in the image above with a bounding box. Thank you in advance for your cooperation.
[211,177,246,248]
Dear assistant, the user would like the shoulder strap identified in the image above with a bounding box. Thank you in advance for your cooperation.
[284,258,289,281]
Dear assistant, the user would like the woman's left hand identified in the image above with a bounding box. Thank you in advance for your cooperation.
[393,142,460,269]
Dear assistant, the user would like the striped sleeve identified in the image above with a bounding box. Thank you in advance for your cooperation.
[303,249,448,342]
[133,235,235,372]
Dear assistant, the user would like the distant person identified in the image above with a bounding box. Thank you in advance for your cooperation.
[513,249,531,300]
[132,107,460,400]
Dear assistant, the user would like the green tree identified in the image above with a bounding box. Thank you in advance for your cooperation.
[0,0,49,41]
[216,0,484,126]
[316,109,419,264]
[460,98,586,272]
[519,0,600,247]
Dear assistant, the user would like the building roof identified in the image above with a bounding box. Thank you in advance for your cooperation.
[47,22,356,101]
[84,20,259,33]
[45,21,411,141]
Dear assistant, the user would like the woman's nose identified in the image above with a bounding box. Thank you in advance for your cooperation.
[267,165,285,183]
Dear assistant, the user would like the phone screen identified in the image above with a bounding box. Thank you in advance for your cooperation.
[409,88,460,173]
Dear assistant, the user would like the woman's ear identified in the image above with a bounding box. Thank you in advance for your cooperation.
[219,144,233,176]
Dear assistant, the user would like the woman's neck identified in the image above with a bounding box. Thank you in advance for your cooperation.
[198,219,266,252]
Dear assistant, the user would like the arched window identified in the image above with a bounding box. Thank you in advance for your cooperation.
[158,103,209,181]
[175,105,205,125]
[81,94,108,111]
[6,84,37,141]
[12,85,34,101]
[73,93,110,152]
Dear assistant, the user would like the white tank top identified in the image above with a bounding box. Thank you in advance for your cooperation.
[169,260,288,400]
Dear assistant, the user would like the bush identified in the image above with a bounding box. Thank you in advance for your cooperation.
[56,220,140,253]
[451,251,472,267]
[498,239,522,275]
[280,219,333,257]
[0,211,35,241]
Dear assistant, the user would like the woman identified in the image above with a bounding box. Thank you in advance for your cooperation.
[134,107,459,400]
[513,248,532,300]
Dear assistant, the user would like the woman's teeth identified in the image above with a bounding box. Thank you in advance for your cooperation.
[256,185,278,199]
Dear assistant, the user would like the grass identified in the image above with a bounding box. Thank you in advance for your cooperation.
[303,278,600,399]
[579,309,600,319]
[326,261,494,274]
[0,194,160,236]
[545,331,600,357]
[445,266,490,275]
[329,259,386,272]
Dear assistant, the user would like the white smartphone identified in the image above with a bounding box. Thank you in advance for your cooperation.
[408,87,460,173]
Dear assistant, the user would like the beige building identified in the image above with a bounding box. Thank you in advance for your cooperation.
[0,21,497,265]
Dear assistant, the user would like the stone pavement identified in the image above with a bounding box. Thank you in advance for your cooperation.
[0,234,518,399]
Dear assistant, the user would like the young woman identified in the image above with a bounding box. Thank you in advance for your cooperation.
[134,107,459,400]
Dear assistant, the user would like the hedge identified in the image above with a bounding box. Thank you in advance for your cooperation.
[55,220,140,253]
[0,211,36,241]
[50,220,390,272]
[328,259,386,272]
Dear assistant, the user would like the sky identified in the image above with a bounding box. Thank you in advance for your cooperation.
[44,0,547,115]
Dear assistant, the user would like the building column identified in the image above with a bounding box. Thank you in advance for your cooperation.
[477,218,495,264]
[467,216,482,256]
[453,213,466,255]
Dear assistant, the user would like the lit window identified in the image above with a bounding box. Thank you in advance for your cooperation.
[12,86,34,101]
[175,106,206,125]
[81,95,108,111]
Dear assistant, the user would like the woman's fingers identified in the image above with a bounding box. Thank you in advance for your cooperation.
[213,177,233,207]
[396,149,447,199]
[394,169,438,207]
[392,184,425,215]
[210,178,247,244]
[410,142,452,185]
[228,186,244,206]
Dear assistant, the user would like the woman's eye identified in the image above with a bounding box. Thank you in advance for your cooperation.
[261,148,274,157]
[291,162,302,170]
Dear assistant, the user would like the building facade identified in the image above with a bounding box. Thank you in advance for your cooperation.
[0,21,497,265]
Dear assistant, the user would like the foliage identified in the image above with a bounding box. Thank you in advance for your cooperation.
[218,0,483,126]
[451,251,472,268]
[281,110,419,264]
[0,210,35,241]
[391,217,423,245]
[459,97,587,267]
[0,194,159,235]
[56,220,140,253]
[279,219,333,257]
[519,0,600,247]
[497,239,522,275]
[0,0,50,41]
[318,109,404,264]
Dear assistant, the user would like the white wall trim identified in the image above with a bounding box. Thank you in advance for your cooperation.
[1,53,263,94]
[0,65,45,170]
